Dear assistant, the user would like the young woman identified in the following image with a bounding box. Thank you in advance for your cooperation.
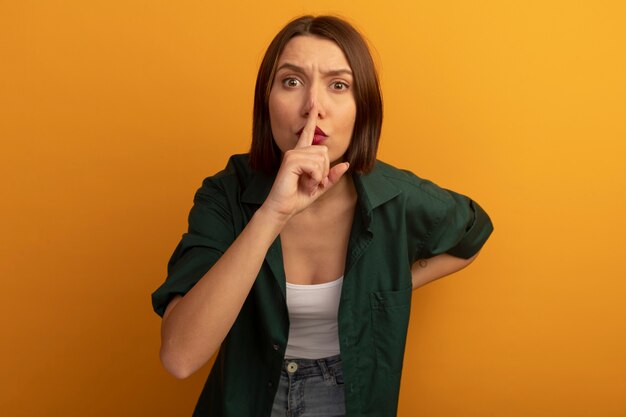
[152,15,493,417]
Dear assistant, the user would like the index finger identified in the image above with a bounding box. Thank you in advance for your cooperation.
[295,105,318,149]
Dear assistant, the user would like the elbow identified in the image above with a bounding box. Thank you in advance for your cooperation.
[456,251,479,271]
[466,251,480,264]
[160,346,195,380]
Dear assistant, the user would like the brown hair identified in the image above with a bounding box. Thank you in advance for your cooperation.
[249,15,383,174]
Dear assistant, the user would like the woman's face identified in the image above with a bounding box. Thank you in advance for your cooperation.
[268,35,356,165]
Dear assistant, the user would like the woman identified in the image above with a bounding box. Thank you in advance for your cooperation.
[152,15,493,417]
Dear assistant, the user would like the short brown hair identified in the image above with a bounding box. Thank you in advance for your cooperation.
[249,15,383,174]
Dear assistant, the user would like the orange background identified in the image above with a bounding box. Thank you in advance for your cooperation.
[1,1,625,416]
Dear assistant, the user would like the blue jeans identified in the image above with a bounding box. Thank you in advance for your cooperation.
[271,354,346,417]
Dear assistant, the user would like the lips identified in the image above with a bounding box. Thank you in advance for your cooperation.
[296,126,328,145]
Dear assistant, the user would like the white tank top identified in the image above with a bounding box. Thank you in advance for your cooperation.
[284,276,343,359]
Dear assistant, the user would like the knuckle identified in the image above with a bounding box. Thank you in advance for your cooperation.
[316,148,326,156]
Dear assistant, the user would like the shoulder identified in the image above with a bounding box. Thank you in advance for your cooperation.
[186,154,263,238]
[195,154,256,201]
[197,154,251,190]
[370,161,494,259]
[371,160,456,207]
[193,153,274,213]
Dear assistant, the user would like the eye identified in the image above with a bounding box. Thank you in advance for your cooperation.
[331,81,349,91]
[282,78,302,88]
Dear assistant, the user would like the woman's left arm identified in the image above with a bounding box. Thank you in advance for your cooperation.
[411,252,479,290]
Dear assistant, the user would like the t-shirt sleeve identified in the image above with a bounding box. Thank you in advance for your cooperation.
[151,178,236,317]
[413,180,494,261]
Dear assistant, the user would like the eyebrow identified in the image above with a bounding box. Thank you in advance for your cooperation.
[275,62,353,77]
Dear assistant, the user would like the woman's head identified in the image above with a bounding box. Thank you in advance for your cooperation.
[250,15,383,174]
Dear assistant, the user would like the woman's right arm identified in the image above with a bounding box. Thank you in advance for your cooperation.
[159,107,350,379]
[159,205,287,379]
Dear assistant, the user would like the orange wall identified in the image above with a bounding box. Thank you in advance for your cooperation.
[1,1,625,416]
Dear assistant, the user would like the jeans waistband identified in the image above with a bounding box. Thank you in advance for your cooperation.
[281,354,342,377]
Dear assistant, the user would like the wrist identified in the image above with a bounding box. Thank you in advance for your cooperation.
[253,204,291,232]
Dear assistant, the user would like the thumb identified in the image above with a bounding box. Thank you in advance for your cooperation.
[326,162,350,187]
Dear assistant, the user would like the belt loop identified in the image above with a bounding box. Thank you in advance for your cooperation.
[317,358,333,384]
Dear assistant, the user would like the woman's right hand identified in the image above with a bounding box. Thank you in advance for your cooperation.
[261,106,350,222]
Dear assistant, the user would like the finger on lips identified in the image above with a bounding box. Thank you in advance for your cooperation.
[290,105,337,196]
[296,105,318,148]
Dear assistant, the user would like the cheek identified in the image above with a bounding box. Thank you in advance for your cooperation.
[268,95,291,130]
[268,93,294,153]
[340,103,357,133]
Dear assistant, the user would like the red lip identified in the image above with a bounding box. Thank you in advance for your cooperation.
[314,126,327,137]
[296,126,328,137]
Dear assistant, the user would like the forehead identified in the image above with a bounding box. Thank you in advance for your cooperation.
[277,35,351,70]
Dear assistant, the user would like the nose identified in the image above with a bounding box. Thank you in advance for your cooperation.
[301,84,325,119]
